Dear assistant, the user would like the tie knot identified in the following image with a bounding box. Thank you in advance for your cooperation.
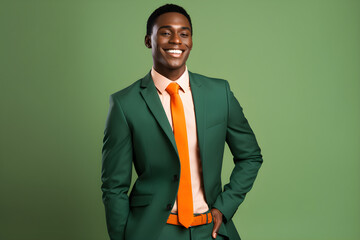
[166,82,180,95]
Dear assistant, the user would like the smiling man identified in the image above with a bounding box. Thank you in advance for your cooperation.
[101,4,263,240]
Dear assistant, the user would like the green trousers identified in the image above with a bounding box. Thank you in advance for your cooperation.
[157,210,227,240]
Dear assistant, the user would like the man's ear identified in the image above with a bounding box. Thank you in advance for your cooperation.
[144,35,152,49]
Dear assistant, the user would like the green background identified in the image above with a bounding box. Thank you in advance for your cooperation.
[1,0,359,239]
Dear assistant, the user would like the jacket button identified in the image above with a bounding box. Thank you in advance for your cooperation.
[166,204,172,210]
[173,174,179,181]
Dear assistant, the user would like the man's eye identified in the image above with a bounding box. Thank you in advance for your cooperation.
[180,33,189,37]
[161,32,170,36]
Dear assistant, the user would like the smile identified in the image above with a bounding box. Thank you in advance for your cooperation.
[164,49,184,57]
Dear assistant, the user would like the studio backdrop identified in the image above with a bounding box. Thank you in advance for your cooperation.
[1,1,359,240]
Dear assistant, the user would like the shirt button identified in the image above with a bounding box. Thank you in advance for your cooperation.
[173,174,179,181]
[166,204,172,210]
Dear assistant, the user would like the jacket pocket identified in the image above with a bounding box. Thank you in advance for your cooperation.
[206,118,225,129]
[129,194,153,207]
[218,222,229,239]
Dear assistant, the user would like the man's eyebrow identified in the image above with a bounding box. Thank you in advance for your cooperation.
[158,25,191,31]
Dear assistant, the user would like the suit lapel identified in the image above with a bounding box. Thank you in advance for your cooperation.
[140,71,178,155]
[139,70,206,163]
[188,71,206,165]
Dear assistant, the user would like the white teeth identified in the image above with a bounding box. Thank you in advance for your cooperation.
[166,49,182,54]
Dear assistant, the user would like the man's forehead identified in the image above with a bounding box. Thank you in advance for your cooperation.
[157,25,191,31]
[154,12,191,27]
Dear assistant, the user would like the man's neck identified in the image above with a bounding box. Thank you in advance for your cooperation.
[153,66,186,81]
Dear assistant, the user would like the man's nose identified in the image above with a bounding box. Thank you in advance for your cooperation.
[169,33,181,44]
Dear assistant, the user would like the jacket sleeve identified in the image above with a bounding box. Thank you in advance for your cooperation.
[101,94,133,240]
[212,80,263,222]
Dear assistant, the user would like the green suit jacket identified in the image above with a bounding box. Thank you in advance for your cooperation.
[101,70,263,240]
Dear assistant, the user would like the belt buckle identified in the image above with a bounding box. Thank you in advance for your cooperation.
[190,213,199,228]
[189,214,196,228]
[189,212,211,228]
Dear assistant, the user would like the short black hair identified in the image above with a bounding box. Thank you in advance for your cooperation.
[146,4,192,36]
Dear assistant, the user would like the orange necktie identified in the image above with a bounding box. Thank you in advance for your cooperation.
[165,82,194,228]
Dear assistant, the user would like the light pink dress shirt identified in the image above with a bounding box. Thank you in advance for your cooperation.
[151,66,209,214]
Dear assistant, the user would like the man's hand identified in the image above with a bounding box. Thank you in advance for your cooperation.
[211,208,223,239]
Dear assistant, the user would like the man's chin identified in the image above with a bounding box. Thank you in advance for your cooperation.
[165,61,186,70]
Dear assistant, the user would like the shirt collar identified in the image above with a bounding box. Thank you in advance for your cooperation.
[151,66,190,94]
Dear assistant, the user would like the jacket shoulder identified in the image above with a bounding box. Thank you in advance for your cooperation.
[190,71,229,89]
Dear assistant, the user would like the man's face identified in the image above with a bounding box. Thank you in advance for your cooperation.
[145,12,193,73]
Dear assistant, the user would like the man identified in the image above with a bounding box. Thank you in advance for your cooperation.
[101,4,263,240]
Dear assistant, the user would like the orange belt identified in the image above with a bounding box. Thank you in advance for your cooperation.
[167,212,212,227]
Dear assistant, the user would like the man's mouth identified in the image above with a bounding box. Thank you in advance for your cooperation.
[164,49,184,57]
